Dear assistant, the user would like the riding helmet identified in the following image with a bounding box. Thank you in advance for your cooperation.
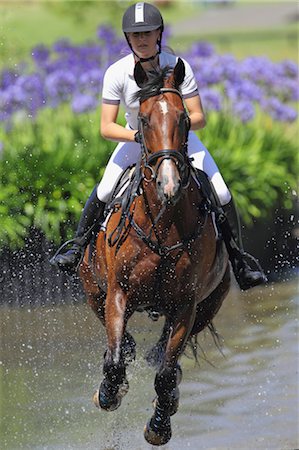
[122,2,164,33]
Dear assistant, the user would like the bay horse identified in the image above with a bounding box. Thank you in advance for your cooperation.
[80,58,230,446]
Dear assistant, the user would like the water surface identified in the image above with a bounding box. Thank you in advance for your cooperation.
[1,281,298,449]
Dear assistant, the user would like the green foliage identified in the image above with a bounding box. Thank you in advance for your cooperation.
[0,106,297,249]
[0,106,114,248]
[200,111,297,223]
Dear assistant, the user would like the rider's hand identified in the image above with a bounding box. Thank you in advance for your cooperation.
[134,131,142,144]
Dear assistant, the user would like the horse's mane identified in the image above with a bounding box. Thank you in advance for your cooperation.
[133,65,173,103]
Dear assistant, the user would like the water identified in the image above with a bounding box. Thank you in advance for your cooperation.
[1,281,298,450]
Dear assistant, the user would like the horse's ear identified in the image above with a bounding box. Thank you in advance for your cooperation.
[134,61,148,88]
[173,58,185,87]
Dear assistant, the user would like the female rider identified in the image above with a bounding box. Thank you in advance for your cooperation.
[51,2,266,291]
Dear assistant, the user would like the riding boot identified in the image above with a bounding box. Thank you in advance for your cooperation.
[220,199,267,291]
[50,185,106,273]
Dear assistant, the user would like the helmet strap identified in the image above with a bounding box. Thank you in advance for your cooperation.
[125,32,163,63]
[136,50,159,63]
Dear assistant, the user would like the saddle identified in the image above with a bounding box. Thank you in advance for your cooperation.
[99,163,223,251]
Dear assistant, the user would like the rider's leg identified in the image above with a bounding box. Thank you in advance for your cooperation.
[188,132,267,290]
[50,185,106,271]
[220,198,267,290]
[51,140,141,273]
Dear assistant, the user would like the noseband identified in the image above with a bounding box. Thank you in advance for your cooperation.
[137,88,190,183]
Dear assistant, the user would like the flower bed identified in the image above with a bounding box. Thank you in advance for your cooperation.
[0,26,297,128]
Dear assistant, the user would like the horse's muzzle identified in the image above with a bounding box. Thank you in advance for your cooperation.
[156,159,182,205]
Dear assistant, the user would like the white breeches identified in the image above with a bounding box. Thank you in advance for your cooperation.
[97,130,231,206]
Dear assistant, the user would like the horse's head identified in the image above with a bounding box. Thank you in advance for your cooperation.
[134,58,190,205]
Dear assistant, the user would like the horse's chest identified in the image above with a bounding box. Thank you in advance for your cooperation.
[117,250,195,307]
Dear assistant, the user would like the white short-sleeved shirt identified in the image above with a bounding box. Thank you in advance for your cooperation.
[102,51,198,130]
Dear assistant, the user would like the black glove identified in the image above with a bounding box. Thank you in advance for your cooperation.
[134,131,142,144]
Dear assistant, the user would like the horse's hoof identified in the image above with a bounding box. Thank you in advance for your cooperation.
[93,390,100,408]
[92,389,121,412]
[93,379,129,412]
[176,364,183,385]
[144,420,172,446]
[118,379,129,398]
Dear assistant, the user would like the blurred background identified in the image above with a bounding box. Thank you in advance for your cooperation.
[0,1,298,449]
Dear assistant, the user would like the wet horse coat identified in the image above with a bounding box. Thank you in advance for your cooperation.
[80,58,230,446]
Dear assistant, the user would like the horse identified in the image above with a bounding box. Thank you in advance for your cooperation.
[79,58,230,446]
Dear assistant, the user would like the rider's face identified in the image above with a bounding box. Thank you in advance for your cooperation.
[127,29,161,59]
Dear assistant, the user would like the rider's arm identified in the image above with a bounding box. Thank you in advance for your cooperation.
[184,94,206,131]
[100,103,136,142]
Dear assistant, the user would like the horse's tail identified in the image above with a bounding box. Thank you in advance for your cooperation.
[186,322,225,366]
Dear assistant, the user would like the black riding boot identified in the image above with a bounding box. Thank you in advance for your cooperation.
[220,199,267,291]
[50,185,106,274]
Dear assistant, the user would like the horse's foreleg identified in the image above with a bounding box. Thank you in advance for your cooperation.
[94,287,130,412]
[146,317,171,368]
[144,302,196,446]
[87,290,106,326]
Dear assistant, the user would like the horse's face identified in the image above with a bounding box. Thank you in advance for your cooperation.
[139,95,187,203]
[134,59,190,205]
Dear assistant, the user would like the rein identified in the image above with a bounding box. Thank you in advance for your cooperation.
[108,86,209,256]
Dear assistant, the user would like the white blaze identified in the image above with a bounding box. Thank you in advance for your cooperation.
[159,100,168,116]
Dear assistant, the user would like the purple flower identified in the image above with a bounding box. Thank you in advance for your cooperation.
[79,69,103,96]
[225,79,263,103]
[45,70,76,105]
[189,42,215,58]
[31,45,50,67]
[97,25,117,43]
[232,100,255,122]
[15,74,46,116]
[0,84,27,116]
[0,69,20,90]
[71,93,98,114]
[278,60,298,78]
[52,39,73,54]
[200,88,223,112]
[195,58,223,87]
[218,54,239,82]
[240,56,277,85]
[262,98,297,122]
[272,78,299,102]
[0,26,297,127]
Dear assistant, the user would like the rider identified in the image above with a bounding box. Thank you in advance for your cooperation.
[50,2,267,291]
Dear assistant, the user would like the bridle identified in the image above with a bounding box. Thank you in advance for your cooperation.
[137,87,191,186]
[108,86,209,256]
